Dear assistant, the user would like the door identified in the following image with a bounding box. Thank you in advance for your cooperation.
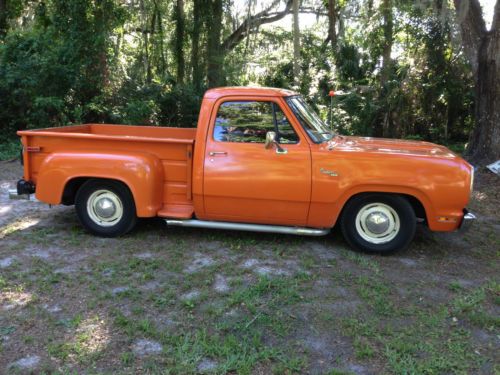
[203,98,312,226]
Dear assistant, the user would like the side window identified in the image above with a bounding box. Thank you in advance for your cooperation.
[214,101,299,144]
[214,101,274,143]
[274,105,299,144]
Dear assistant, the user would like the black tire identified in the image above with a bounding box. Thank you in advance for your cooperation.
[340,194,416,254]
[75,179,137,237]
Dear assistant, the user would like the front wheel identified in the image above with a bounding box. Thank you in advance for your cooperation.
[340,194,416,254]
[75,179,137,237]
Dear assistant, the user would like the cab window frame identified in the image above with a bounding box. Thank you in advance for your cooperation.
[212,99,300,145]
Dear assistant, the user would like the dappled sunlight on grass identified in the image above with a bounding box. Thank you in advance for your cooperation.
[0,217,40,239]
[48,315,112,365]
[0,204,12,215]
[0,289,34,311]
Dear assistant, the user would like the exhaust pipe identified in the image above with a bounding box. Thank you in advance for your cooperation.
[165,219,330,237]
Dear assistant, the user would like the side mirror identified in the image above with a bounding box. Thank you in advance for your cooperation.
[265,131,277,149]
[264,131,287,154]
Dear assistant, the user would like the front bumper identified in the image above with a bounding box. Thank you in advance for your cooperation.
[458,209,476,231]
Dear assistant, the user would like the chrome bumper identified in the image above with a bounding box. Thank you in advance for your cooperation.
[8,180,35,200]
[8,189,31,200]
[459,209,476,231]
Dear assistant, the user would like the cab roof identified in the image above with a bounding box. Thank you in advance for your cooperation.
[204,86,298,100]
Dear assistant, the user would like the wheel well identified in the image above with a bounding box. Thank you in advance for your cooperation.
[62,177,89,205]
[62,177,135,207]
[340,192,428,222]
[403,194,427,221]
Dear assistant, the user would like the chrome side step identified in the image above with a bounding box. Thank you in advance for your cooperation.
[165,219,330,236]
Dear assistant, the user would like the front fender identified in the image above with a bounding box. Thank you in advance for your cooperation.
[334,184,435,225]
[36,152,163,217]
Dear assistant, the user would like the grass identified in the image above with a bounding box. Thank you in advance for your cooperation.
[0,164,499,373]
[339,282,498,374]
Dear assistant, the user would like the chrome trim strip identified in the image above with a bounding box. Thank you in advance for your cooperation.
[165,219,330,236]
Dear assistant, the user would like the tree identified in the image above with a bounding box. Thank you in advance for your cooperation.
[207,0,223,87]
[0,0,7,37]
[327,0,337,50]
[293,0,300,85]
[221,0,294,52]
[376,0,394,137]
[174,0,185,83]
[210,0,294,87]
[191,0,203,90]
[454,0,500,163]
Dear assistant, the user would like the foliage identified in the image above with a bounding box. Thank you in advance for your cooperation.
[0,0,477,155]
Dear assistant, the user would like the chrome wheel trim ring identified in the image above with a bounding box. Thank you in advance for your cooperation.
[86,189,123,227]
[355,203,400,244]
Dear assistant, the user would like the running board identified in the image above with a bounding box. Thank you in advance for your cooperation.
[165,219,330,236]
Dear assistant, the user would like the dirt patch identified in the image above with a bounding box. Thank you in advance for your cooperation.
[184,252,216,273]
[197,358,218,373]
[8,355,41,371]
[132,339,163,357]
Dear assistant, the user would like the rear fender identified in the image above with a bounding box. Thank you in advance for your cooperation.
[36,152,163,217]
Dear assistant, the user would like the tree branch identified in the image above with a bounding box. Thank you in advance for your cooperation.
[222,0,293,52]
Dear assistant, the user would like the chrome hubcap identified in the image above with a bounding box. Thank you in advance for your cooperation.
[87,190,123,227]
[365,212,390,234]
[355,203,400,244]
[95,198,116,219]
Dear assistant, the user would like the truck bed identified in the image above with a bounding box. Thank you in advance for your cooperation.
[18,124,197,218]
[19,123,197,142]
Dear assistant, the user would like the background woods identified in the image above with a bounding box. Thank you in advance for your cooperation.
[0,0,498,163]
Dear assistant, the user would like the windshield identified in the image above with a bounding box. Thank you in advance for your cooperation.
[286,96,333,143]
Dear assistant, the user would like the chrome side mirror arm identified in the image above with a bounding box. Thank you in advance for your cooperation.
[265,131,286,153]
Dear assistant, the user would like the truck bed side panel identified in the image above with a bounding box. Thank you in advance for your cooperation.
[19,124,196,218]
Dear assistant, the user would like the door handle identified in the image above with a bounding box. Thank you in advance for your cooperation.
[209,151,228,156]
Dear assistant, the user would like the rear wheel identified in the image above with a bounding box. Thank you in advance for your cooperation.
[340,194,416,253]
[75,179,137,237]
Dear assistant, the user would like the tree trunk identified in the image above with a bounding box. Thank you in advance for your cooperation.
[0,0,8,37]
[155,1,167,77]
[374,0,393,137]
[455,0,500,163]
[207,0,223,88]
[292,0,300,86]
[93,0,109,89]
[466,27,500,161]
[175,0,185,84]
[327,0,337,51]
[191,0,202,89]
[139,0,151,83]
[380,0,393,88]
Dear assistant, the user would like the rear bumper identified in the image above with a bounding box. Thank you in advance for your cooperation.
[8,179,35,200]
[458,209,476,231]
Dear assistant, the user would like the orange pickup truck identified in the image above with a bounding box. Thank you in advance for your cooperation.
[12,87,475,253]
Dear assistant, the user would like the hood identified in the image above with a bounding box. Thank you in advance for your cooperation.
[328,136,458,159]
